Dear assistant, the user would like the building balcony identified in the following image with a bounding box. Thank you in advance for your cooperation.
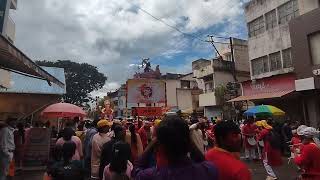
[6,16,15,43]
[199,91,218,107]
[10,0,17,10]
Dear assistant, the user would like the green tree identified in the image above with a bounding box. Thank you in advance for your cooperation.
[36,60,107,105]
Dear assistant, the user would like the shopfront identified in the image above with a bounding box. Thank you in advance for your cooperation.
[230,74,304,122]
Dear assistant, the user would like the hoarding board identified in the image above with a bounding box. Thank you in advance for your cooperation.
[127,79,166,104]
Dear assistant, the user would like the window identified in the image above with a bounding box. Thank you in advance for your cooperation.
[269,52,282,71]
[251,56,269,75]
[205,82,214,93]
[181,80,191,89]
[248,16,265,37]
[282,48,293,68]
[278,0,299,24]
[265,10,277,30]
[309,32,320,65]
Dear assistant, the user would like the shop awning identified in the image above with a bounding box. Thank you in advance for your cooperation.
[228,90,294,102]
[0,35,64,87]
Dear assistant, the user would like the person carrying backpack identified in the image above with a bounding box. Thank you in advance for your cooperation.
[257,120,283,180]
[50,142,84,180]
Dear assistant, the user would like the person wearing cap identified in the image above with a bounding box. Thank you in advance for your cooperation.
[257,120,282,180]
[91,120,112,179]
[0,118,17,180]
[294,127,320,179]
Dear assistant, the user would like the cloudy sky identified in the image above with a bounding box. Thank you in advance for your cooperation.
[11,0,249,97]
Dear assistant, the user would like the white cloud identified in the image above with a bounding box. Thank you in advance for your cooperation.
[12,0,246,90]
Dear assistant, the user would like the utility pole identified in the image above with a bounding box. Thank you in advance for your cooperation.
[229,37,237,82]
[206,35,223,59]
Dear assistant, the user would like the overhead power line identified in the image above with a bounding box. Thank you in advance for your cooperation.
[135,6,229,42]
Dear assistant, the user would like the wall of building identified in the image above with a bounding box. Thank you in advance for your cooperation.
[298,0,320,15]
[245,0,294,79]
[245,0,291,22]
[233,38,250,72]
[177,89,193,110]
[289,8,320,88]
[199,92,217,107]
[214,71,235,87]
[0,93,61,120]
[165,79,180,107]
[5,15,15,43]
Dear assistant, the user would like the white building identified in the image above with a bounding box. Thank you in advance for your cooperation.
[193,39,250,120]
[163,73,201,112]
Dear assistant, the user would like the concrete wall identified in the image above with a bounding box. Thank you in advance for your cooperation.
[233,39,250,72]
[214,71,234,87]
[0,93,61,120]
[165,80,180,107]
[199,92,217,107]
[298,0,320,15]
[177,89,193,110]
[245,0,294,79]
[245,0,291,22]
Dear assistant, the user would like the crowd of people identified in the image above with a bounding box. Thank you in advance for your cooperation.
[0,114,320,180]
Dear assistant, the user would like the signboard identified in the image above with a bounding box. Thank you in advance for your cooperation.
[242,74,295,96]
[0,0,8,33]
[132,107,162,117]
[295,77,315,91]
[23,128,51,167]
[127,79,166,104]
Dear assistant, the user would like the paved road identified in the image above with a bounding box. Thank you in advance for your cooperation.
[246,158,299,180]
[13,158,298,180]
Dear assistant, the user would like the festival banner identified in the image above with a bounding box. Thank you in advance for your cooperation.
[132,107,163,117]
[127,79,166,104]
[23,128,51,167]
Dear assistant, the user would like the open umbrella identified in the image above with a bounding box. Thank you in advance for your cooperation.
[41,103,86,119]
[244,105,285,117]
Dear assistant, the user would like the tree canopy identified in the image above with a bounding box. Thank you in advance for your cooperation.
[36,60,107,105]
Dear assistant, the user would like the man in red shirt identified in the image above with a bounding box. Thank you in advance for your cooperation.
[294,127,320,180]
[205,121,252,180]
[242,118,258,160]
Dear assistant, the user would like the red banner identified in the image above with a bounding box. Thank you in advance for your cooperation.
[133,107,162,117]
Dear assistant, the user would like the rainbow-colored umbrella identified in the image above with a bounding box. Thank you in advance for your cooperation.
[244,105,285,117]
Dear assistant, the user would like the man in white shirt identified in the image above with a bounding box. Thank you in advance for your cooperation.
[0,118,17,180]
[189,119,207,154]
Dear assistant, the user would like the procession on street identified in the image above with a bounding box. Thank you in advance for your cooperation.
[1,0,320,180]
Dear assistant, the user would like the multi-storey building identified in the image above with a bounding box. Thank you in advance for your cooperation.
[231,0,320,126]
[193,38,250,120]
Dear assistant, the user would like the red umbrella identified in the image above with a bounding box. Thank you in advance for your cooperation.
[41,103,86,119]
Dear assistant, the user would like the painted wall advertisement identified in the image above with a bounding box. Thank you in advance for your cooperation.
[242,74,295,96]
[23,128,51,167]
[127,79,166,104]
